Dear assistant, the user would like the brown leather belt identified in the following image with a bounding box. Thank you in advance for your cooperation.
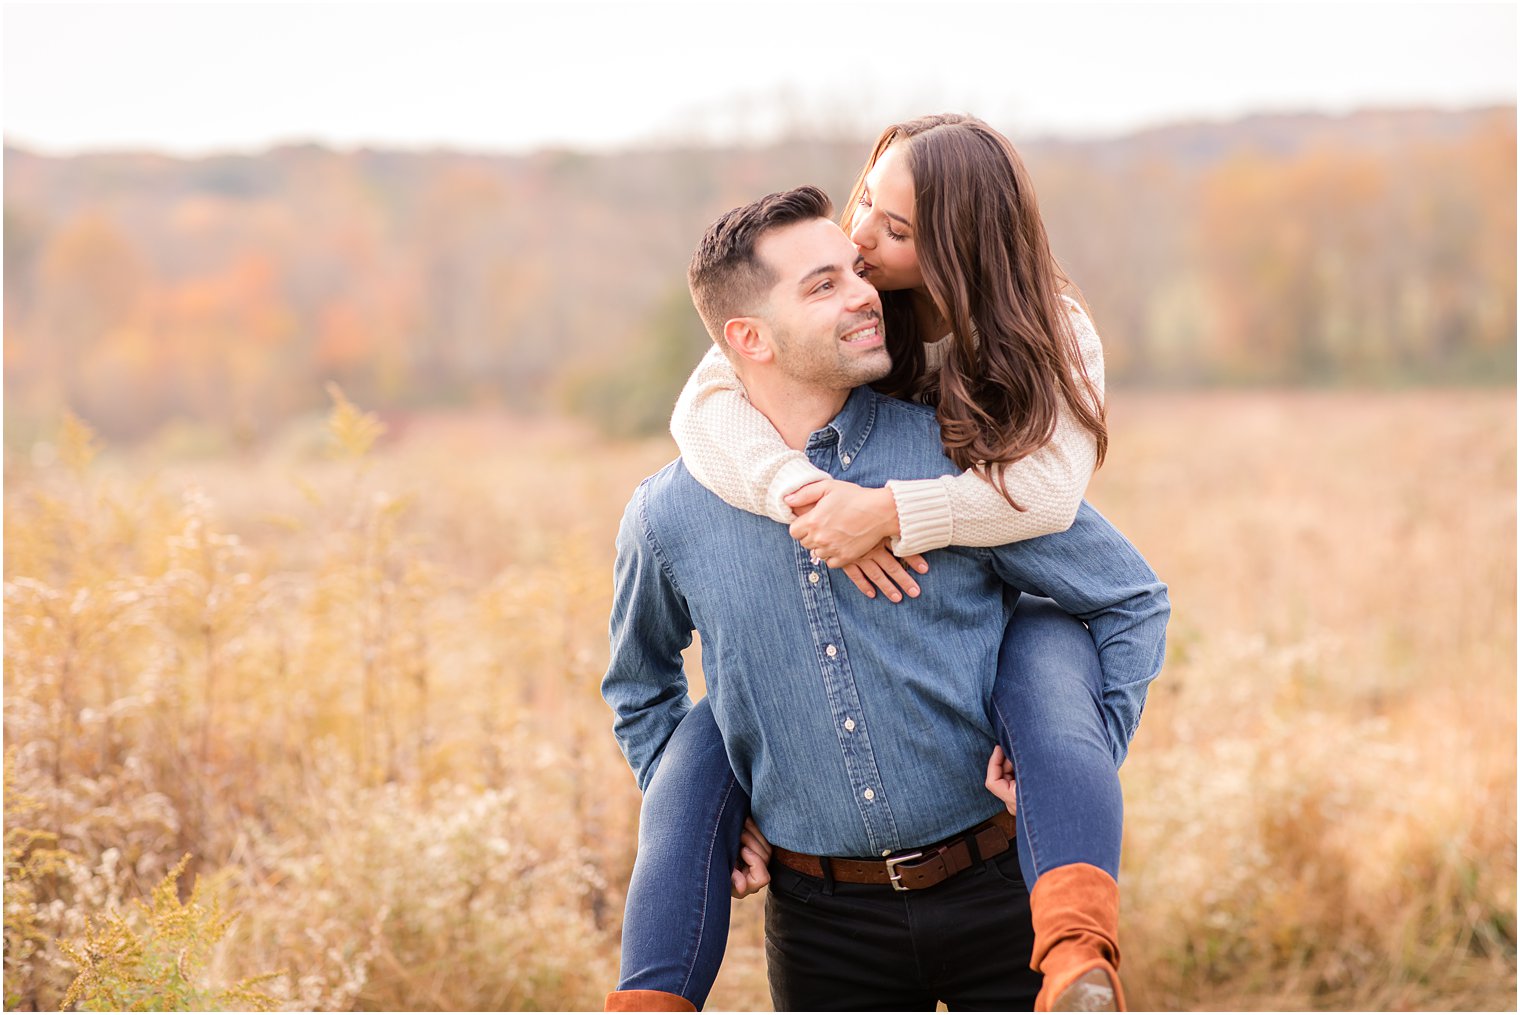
[770,811,1017,892]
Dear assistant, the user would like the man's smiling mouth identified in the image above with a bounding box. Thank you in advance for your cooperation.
[842,322,881,344]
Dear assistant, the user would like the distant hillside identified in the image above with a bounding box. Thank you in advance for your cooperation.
[4,106,1514,440]
[1038,106,1512,166]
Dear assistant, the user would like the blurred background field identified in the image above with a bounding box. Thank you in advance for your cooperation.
[3,3,1516,1010]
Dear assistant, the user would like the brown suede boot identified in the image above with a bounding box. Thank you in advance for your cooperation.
[603,989,696,1012]
[1029,862,1127,1012]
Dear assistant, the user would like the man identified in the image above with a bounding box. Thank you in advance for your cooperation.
[603,187,1168,1010]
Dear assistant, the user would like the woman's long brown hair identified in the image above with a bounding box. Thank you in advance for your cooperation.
[843,114,1108,505]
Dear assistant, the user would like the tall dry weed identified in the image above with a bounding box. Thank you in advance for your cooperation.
[4,398,629,1010]
[4,391,1514,1011]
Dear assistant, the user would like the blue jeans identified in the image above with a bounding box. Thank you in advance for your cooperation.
[616,596,1122,1008]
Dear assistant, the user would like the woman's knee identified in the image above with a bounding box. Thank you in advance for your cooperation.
[635,692,741,850]
[649,697,725,781]
[642,698,736,818]
[998,598,1101,688]
[993,598,1110,755]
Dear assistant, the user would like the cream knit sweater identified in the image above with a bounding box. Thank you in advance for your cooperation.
[669,297,1105,557]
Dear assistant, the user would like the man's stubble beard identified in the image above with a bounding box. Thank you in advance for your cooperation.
[771,317,892,392]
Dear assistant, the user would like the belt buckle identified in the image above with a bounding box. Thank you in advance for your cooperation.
[884,850,924,892]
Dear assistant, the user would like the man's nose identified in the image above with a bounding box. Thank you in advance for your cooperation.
[844,272,880,312]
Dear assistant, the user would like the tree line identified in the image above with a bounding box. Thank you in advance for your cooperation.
[3,106,1513,441]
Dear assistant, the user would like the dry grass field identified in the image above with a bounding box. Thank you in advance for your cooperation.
[4,389,1515,1011]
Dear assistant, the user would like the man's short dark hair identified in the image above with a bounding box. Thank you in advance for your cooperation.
[687,186,834,344]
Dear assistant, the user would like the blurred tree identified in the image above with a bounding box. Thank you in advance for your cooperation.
[561,281,711,439]
[34,212,148,413]
[4,204,46,324]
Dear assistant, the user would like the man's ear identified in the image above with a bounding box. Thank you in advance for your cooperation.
[722,317,774,364]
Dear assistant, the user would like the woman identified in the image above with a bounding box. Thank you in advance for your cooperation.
[610,114,1145,1012]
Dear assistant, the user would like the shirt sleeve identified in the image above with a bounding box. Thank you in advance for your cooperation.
[887,298,1106,557]
[670,345,830,524]
[982,501,1170,765]
[602,482,697,791]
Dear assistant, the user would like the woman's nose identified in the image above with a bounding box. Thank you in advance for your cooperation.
[849,215,872,249]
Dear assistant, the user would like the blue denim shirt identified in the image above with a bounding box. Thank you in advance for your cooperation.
[603,387,1169,857]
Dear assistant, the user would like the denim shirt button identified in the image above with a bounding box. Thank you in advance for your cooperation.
[809,572,820,585]
[841,454,852,466]
[825,644,838,658]
[843,717,855,732]
[863,788,875,801]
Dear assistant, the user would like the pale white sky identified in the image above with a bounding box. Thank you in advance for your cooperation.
[3,1,1515,155]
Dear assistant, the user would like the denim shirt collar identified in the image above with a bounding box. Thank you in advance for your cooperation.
[804,386,879,469]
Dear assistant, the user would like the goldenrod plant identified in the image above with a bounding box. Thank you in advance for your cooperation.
[58,857,277,1012]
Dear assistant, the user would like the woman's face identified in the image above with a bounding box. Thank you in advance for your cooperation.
[848,142,925,294]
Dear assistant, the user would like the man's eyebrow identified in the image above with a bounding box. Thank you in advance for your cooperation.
[796,264,843,288]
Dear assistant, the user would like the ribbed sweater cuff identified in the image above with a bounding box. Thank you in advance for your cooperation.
[887,477,954,556]
[766,459,832,523]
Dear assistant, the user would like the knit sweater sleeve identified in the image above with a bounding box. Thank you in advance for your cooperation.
[669,345,829,524]
[887,297,1106,557]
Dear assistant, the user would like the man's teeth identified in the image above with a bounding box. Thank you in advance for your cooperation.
[843,325,879,343]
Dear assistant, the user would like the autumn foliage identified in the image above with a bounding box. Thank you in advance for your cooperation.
[3,107,1514,445]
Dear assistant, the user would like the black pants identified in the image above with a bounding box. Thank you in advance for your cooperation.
[764,847,1042,1011]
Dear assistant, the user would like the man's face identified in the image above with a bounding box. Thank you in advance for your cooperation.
[752,218,890,391]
